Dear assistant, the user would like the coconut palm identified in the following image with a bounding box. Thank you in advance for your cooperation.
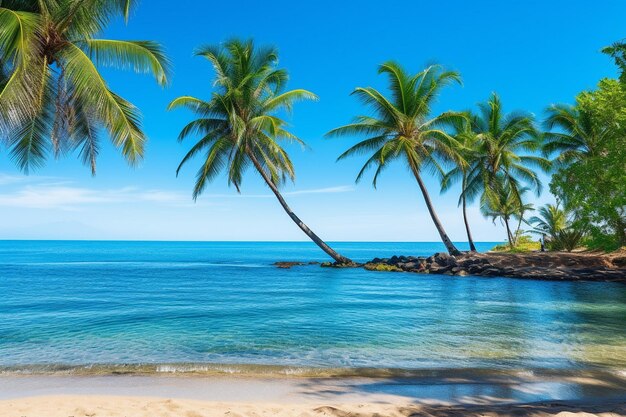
[543,104,607,165]
[528,203,567,240]
[528,203,585,251]
[440,113,479,252]
[0,0,170,174]
[481,181,533,247]
[463,93,548,218]
[168,39,353,265]
[327,63,464,256]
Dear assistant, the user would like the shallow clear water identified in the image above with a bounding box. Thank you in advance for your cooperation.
[1,240,625,374]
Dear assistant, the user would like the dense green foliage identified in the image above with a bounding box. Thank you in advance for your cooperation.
[0,0,170,174]
[546,79,626,250]
[528,204,585,251]
[491,234,540,253]
[441,94,549,248]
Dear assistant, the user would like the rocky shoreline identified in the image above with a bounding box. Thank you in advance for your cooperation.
[318,251,626,283]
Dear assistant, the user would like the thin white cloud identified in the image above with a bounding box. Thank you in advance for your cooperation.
[0,173,354,210]
[0,185,189,210]
[0,173,60,186]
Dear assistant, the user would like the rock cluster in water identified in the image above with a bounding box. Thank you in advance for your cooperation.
[360,252,626,282]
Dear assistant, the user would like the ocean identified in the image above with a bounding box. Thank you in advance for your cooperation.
[1,240,625,376]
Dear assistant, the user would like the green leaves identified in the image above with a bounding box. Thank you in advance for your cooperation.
[59,43,145,166]
[0,8,42,131]
[0,0,169,174]
[0,8,39,65]
[328,63,462,187]
[547,78,626,249]
[170,38,315,198]
[82,39,171,86]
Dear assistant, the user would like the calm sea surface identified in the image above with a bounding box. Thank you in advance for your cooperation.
[1,240,625,375]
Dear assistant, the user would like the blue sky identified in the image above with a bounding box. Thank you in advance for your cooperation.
[0,0,623,241]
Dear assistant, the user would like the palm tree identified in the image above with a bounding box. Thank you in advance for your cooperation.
[441,114,479,252]
[543,104,606,165]
[528,203,585,252]
[464,93,548,207]
[168,39,353,265]
[481,181,533,247]
[327,63,463,256]
[528,203,567,240]
[0,0,170,174]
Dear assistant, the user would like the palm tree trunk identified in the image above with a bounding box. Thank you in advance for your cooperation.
[411,167,461,256]
[504,217,514,248]
[247,151,354,265]
[461,175,477,252]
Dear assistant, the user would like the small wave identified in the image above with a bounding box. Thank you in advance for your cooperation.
[1,363,622,381]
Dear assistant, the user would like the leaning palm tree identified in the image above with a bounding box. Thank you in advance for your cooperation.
[327,63,463,256]
[168,39,353,265]
[0,0,170,174]
[441,113,479,252]
[543,104,607,166]
[464,93,549,214]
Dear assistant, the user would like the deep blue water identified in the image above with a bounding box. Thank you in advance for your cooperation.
[1,241,625,374]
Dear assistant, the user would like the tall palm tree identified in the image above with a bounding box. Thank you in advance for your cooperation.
[543,104,606,165]
[463,93,548,217]
[0,0,170,174]
[327,63,463,256]
[168,39,353,265]
[441,114,479,252]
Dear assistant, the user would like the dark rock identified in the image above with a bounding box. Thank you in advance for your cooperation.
[274,261,306,269]
[467,264,484,274]
[433,252,456,266]
[481,268,502,277]
[402,262,417,270]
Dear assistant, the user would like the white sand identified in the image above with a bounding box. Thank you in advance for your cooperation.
[2,395,626,417]
[1,375,625,417]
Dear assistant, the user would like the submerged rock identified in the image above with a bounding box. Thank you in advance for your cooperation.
[274,261,307,269]
[364,263,403,272]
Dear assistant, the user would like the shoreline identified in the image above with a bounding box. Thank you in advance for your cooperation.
[316,251,626,283]
[1,373,625,416]
[2,372,626,403]
[2,364,626,380]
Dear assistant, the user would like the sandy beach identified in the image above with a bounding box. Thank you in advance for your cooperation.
[1,374,625,417]
[3,395,626,417]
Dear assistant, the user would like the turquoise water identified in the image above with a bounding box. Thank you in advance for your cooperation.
[1,240,625,375]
